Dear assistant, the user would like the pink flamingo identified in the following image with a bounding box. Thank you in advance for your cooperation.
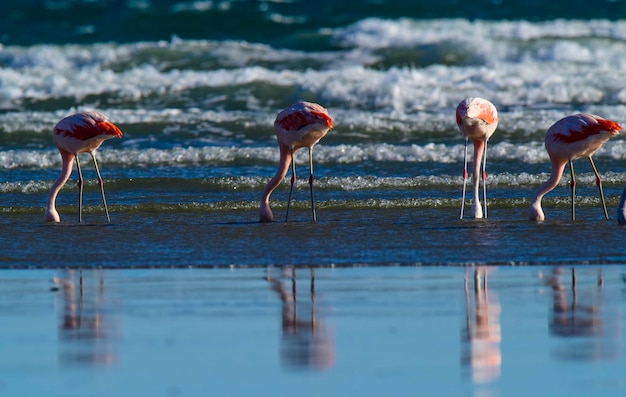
[45,111,123,223]
[259,102,333,223]
[528,113,621,221]
[456,97,499,219]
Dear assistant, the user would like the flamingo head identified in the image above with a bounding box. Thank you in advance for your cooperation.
[528,201,545,222]
[44,207,61,223]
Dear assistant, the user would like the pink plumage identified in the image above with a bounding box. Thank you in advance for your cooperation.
[260,101,333,223]
[455,97,498,219]
[45,111,123,223]
[545,113,620,159]
[529,113,621,221]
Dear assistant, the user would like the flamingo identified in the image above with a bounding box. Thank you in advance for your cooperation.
[528,113,621,222]
[259,101,333,223]
[45,111,123,223]
[456,97,499,219]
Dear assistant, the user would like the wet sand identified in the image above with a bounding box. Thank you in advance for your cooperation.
[1,265,624,397]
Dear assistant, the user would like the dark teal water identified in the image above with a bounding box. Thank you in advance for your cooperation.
[2,0,626,46]
[2,207,626,268]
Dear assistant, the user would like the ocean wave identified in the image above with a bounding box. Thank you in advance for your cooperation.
[0,194,620,217]
[333,18,626,49]
[5,171,626,195]
[2,19,626,115]
[4,139,626,170]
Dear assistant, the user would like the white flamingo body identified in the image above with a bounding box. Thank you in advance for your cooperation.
[456,97,498,219]
[259,102,333,223]
[45,111,123,223]
[528,113,621,221]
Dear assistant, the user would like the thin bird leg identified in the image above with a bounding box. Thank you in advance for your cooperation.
[90,152,111,222]
[481,139,489,219]
[291,267,297,302]
[569,160,576,221]
[75,155,84,223]
[285,147,296,222]
[460,137,469,219]
[588,157,609,219]
[308,146,317,222]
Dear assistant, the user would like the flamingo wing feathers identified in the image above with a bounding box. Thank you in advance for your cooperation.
[550,114,621,144]
[275,102,333,131]
[54,111,122,141]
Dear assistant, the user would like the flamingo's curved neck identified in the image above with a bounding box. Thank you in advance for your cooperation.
[472,140,485,188]
[259,144,292,222]
[45,151,75,222]
[530,158,567,212]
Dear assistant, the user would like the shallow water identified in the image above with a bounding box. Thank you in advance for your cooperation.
[1,266,624,397]
[3,205,626,268]
[3,9,626,262]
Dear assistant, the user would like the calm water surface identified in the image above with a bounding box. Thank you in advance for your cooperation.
[1,266,624,397]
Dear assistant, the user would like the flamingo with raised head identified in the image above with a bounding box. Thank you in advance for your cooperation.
[45,111,123,223]
[528,113,621,221]
[456,97,499,219]
[259,102,333,223]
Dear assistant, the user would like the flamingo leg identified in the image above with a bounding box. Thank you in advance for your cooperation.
[569,160,576,221]
[291,267,297,302]
[308,147,317,222]
[588,157,609,219]
[285,147,296,222]
[75,155,84,223]
[460,137,469,219]
[481,139,489,219]
[90,152,111,222]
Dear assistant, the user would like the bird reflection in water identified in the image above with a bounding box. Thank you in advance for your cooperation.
[547,267,621,361]
[462,267,501,384]
[266,266,335,370]
[53,269,119,366]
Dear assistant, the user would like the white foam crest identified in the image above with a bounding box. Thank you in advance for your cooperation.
[316,142,552,164]
[0,150,60,169]
[0,180,50,193]
[333,18,626,49]
[2,34,626,116]
[5,140,626,169]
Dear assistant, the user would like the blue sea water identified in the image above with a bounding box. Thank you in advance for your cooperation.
[1,0,626,267]
[3,3,626,396]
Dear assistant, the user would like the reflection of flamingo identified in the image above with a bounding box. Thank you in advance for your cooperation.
[528,114,621,221]
[545,267,622,362]
[259,102,333,222]
[45,111,123,223]
[266,266,335,370]
[53,270,118,366]
[456,97,498,219]
[462,267,501,384]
